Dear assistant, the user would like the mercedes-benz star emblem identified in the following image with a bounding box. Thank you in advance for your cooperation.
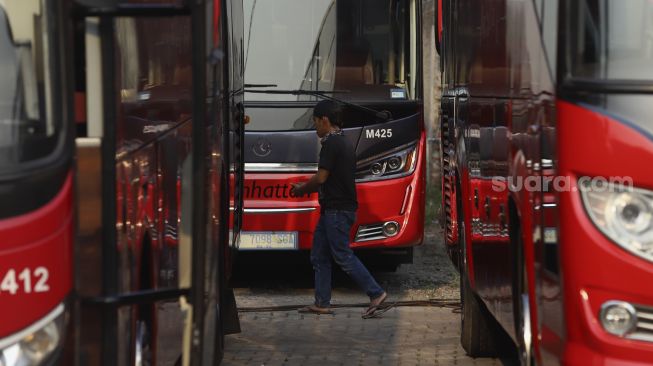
[252,138,272,157]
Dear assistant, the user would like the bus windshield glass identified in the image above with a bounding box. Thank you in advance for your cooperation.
[0,1,62,174]
[243,0,418,131]
[567,0,653,82]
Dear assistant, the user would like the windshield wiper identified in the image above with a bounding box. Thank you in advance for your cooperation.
[244,83,278,88]
[244,89,392,121]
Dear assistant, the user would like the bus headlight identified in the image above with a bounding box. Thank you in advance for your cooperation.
[370,163,384,176]
[579,179,653,263]
[355,144,417,182]
[0,304,65,366]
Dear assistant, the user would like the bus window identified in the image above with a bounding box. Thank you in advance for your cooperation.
[567,0,653,81]
[243,0,418,131]
[564,0,653,136]
[0,2,64,174]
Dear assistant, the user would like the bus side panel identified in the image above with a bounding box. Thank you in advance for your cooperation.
[0,174,73,337]
[445,0,556,351]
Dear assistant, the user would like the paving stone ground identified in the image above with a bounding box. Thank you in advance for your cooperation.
[224,210,515,365]
[223,306,508,366]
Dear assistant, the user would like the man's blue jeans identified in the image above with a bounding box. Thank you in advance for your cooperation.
[311,210,385,307]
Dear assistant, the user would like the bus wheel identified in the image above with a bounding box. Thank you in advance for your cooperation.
[459,221,498,357]
[515,230,535,366]
[372,263,399,272]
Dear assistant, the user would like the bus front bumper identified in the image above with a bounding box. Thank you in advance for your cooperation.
[559,183,653,365]
[240,161,425,251]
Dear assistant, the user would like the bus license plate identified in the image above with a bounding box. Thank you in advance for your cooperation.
[238,232,298,250]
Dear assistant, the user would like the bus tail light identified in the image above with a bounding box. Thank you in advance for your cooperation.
[355,144,417,182]
[0,304,65,366]
[579,179,653,263]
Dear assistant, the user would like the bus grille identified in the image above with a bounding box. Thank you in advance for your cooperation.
[631,304,653,343]
[355,224,386,242]
[471,219,509,239]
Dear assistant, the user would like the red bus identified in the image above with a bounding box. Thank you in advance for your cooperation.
[71,0,245,365]
[439,0,653,364]
[0,1,75,364]
[238,0,426,267]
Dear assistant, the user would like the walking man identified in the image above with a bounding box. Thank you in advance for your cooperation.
[291,100,387,317]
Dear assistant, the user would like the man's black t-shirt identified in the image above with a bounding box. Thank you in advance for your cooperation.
[318,133,358,212]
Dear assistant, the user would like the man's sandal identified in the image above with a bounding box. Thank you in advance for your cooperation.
[362,302,395,319]
[362,292,387,318]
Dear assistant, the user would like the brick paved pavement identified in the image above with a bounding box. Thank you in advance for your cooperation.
[223,306,507,366]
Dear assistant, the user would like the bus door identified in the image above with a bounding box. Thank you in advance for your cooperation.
[73,0,241,365]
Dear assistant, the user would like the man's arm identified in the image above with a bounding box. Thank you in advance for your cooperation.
[291,169,329,196]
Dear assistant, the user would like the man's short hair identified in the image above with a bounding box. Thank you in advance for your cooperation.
[313,100,342,127]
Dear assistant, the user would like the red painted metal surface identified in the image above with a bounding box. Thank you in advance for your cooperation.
[0,173,73,337]
[558,101,653,364]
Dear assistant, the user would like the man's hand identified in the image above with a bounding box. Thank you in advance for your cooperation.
[290,182,304,196]
[291,169,329,197]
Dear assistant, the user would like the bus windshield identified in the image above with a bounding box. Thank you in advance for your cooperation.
[0,1,63,174]
[567,0,653,82]
[244,0,418,131]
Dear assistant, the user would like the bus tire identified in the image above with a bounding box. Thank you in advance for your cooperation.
[460,271,498,356]
[459,218,498,357]
[447,245,460,271]
[373,263,399,272]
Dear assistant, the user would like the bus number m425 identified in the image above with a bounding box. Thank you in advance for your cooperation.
[366,129,393,139]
